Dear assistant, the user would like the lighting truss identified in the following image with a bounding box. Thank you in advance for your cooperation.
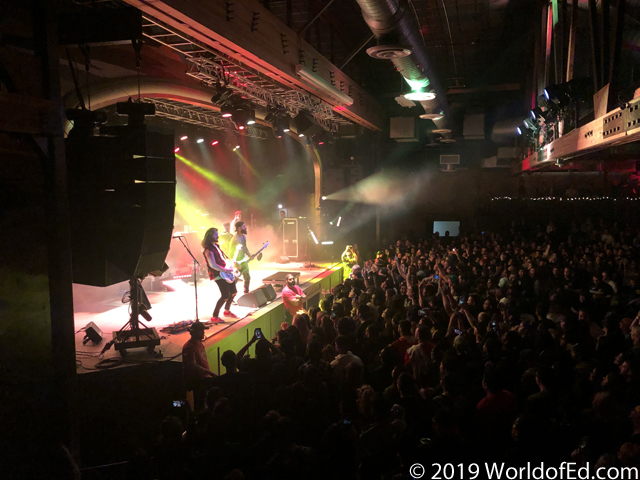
[187,57,340,132]
[141,16,344,132]
[146,99,269,139]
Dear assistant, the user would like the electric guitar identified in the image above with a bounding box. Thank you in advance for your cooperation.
[233,241,269,280]
[220,244,243,284]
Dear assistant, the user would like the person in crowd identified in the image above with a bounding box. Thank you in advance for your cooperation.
[144,212,640,479]
[182,321,217,411]
[282,273,306,323]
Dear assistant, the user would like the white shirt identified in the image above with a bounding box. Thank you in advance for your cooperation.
[330,352,363,381]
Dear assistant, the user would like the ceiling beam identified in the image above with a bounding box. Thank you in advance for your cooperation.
[447,83,521,94]
[122,0,383,131]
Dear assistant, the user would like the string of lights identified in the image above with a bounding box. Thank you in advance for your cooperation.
[490,196,640,201]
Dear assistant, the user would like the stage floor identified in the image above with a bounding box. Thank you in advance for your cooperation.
[73,261,335,372]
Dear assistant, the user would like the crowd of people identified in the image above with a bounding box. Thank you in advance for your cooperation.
[162,216,640,480]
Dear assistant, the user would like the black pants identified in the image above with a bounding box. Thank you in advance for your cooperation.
[187,376,218,412]
[213,278,237,317]
[239,264,251,293]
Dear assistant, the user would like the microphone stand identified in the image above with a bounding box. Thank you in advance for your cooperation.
[175,236,201,321]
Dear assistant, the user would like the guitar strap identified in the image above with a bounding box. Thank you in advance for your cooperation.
[203,244,229,280]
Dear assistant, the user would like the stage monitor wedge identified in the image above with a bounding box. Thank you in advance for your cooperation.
[259,284,277,302]
[237,288,268,308]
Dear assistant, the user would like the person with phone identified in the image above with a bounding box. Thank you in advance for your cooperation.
[282,273,306,323]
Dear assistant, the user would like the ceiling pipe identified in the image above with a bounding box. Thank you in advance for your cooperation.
[355,0,450,119]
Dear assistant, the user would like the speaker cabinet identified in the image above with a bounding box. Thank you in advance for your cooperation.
[259,284,277,302]
[283,218,298,258]
[66,125,176,286]
[237,288,268,308]
[293,111,323,137]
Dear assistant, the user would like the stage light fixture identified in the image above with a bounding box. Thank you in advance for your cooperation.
[537,94,551,109]
[321,196,327,200]
[220,103,234,118]
[278,204,283,209]
[309,229,319,244]
[197,138,204,143]
[232,106,250,129]
[265,110,276,124]
[543,83,571,107]
[174,147,180,153]
[516,126,523,135]
[299,133,304,137]
[211,83,232,104]
[211,140,219,146]
[321,241,334,245]
[404,90,436,101]
[284,127,290,132]
[337,216,342,227]
[531,107,546,122]
[180,135,188,141]
[523,118,538,130]
[235,145,240,149]
[247,109,256,125]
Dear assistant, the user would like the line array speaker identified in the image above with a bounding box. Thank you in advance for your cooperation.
[66,124,176,286]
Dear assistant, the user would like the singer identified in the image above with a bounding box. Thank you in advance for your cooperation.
[201,227,238,323]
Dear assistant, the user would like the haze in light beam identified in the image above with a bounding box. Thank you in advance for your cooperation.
[327,169,426,208]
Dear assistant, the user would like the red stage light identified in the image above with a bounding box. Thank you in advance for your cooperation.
[211,140,219,146]
[318,141,324,145]
[174,147,180,153]
[238,125,245,130]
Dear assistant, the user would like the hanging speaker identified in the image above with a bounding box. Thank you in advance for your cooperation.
[66,124,176,287]
[293,112,323,137]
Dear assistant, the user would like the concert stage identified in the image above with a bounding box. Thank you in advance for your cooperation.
[73,261,344,373]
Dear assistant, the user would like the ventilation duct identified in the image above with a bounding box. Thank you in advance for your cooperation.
[355,0,450,119]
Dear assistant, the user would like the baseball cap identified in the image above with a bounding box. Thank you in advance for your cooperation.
[188,322,206,333]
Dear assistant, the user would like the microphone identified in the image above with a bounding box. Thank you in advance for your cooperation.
[172,235,183,238]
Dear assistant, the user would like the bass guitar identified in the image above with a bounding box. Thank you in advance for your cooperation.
[233,241,269,280]
[220,244,243,284]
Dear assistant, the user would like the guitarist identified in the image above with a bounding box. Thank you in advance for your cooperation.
[231,221,253,294]
[202,227,238,323]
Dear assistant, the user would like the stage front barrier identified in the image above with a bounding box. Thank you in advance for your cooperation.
[204,264,343,374]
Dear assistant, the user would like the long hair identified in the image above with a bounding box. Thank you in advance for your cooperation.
[202,227,218,249]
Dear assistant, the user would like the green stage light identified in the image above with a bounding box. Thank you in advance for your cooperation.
[404,90,436,101]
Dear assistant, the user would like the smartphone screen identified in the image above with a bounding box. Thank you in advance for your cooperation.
[255,327,262,339]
